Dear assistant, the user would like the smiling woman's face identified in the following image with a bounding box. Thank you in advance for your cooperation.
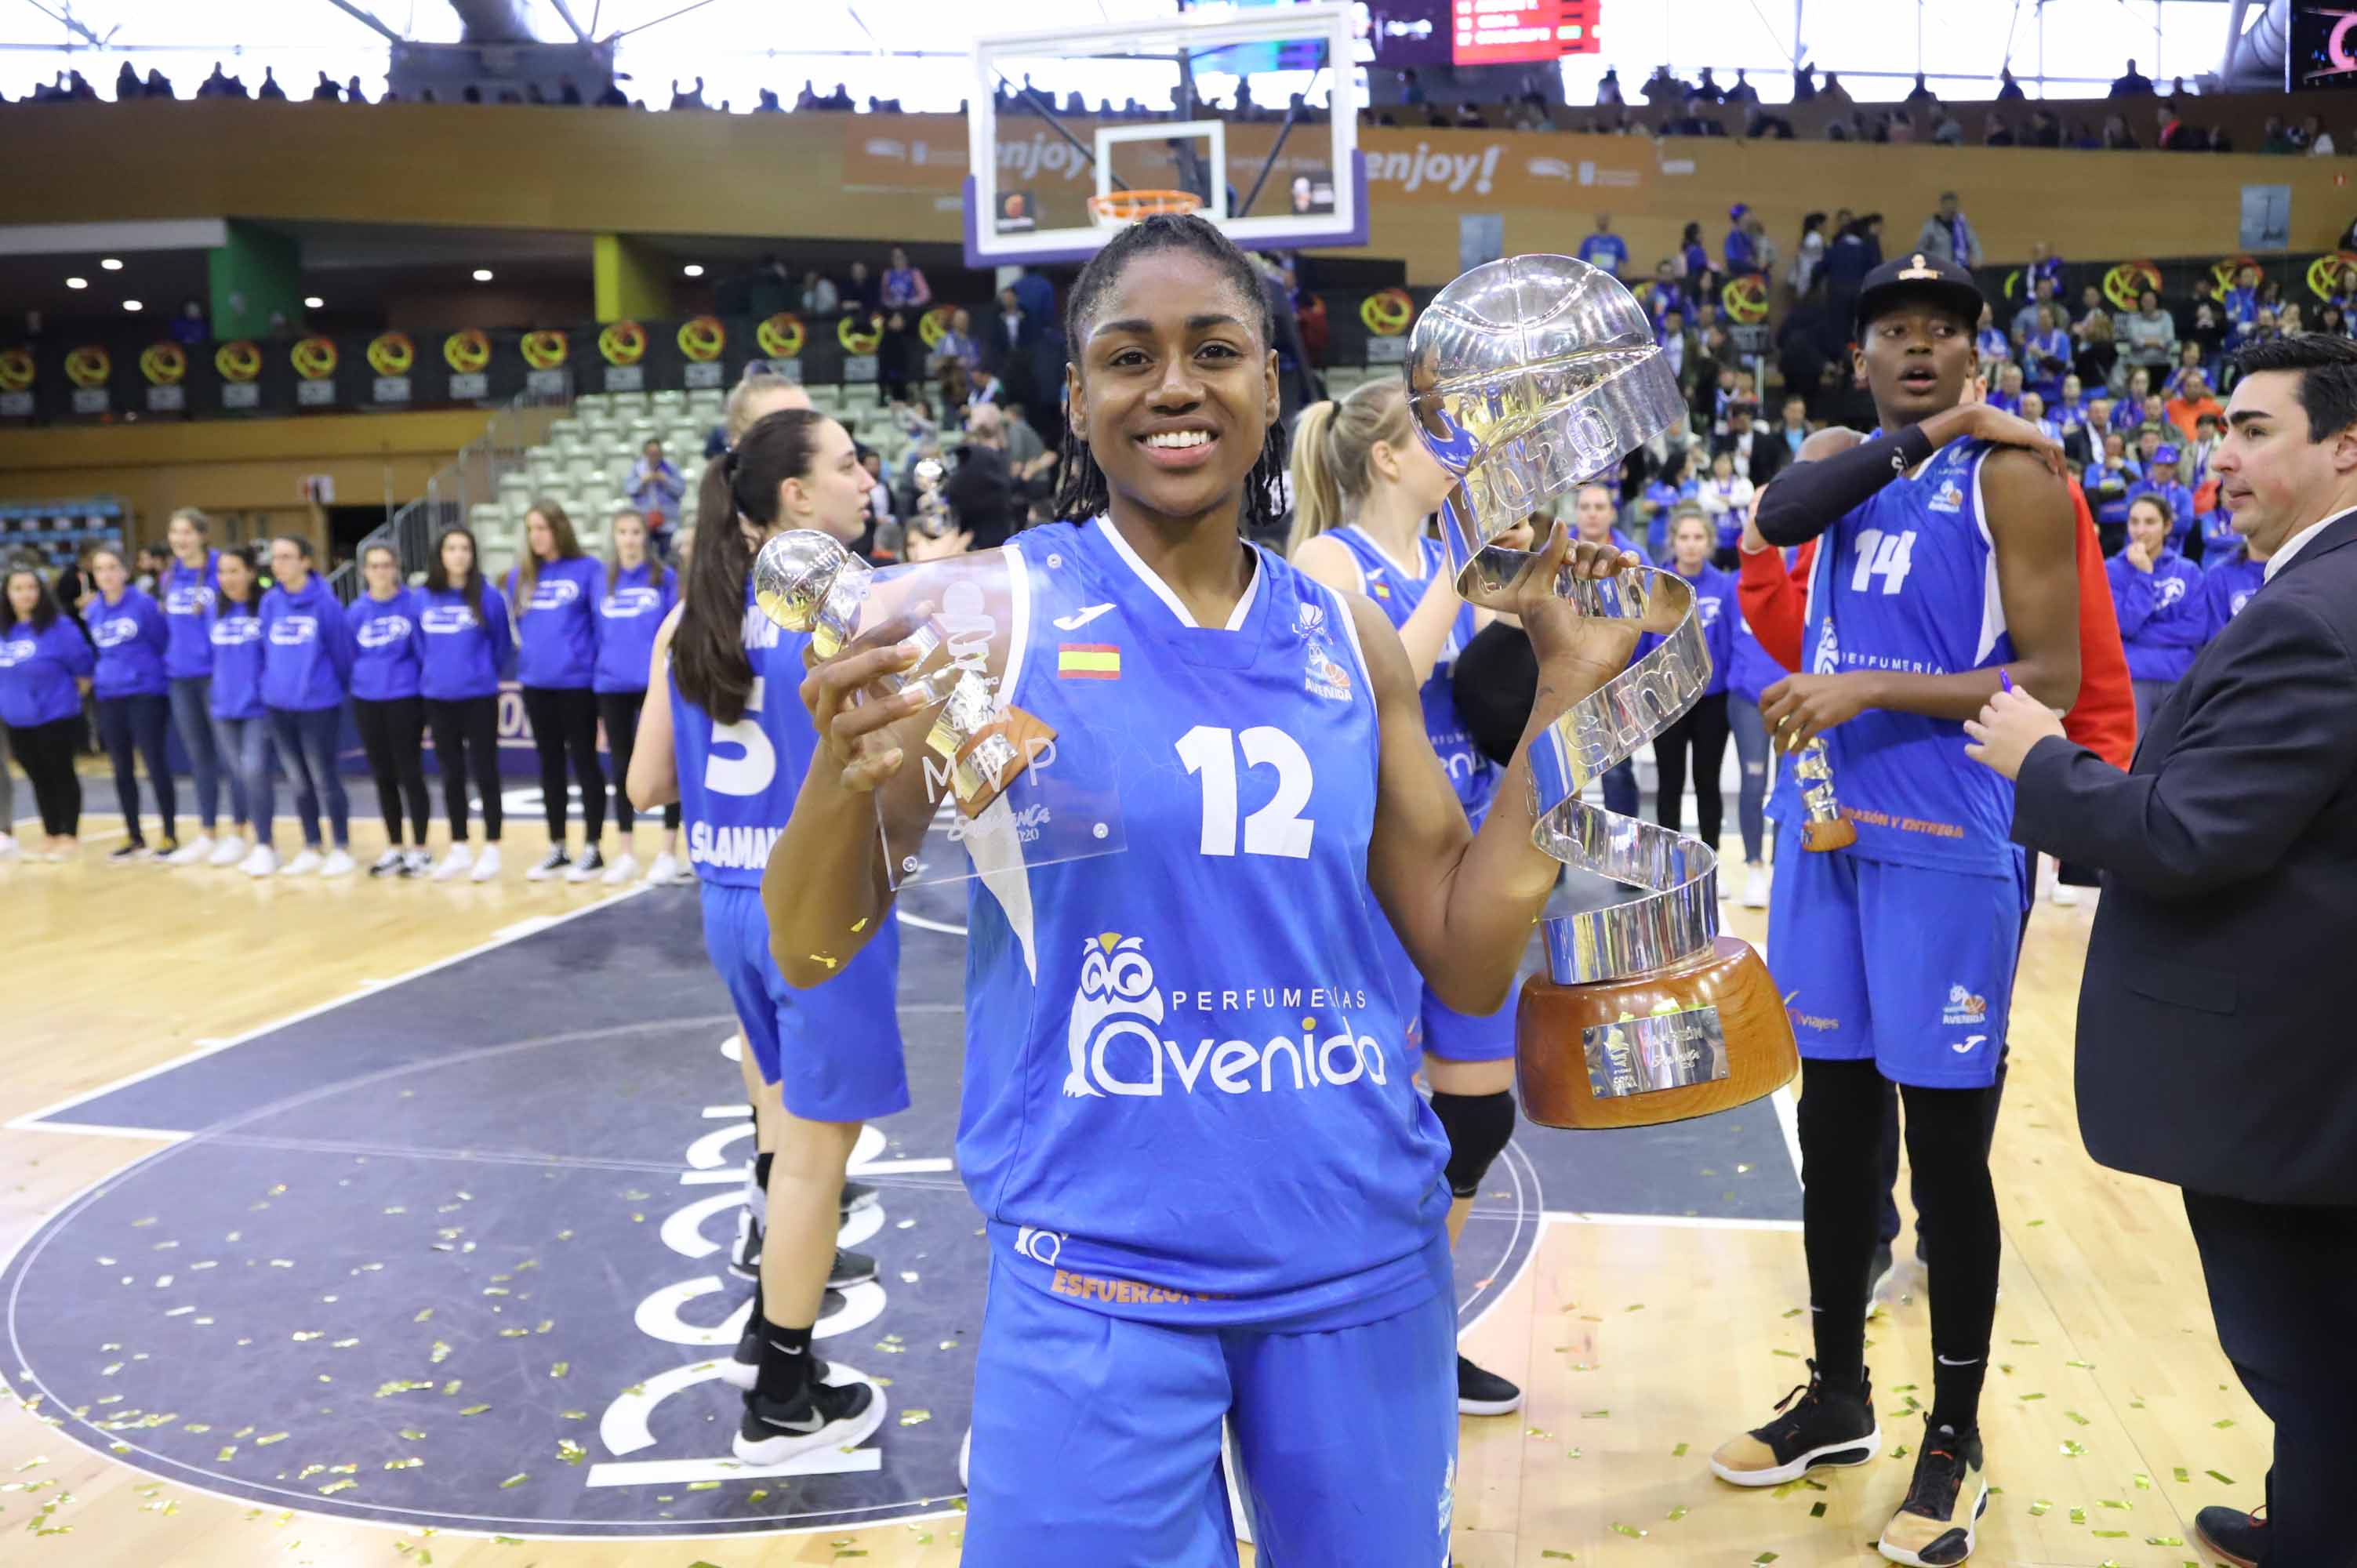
[1066,247,1277,528]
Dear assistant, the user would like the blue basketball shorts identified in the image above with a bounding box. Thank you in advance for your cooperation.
[697,880,910,1123]
[1766,826,2028,1090]
[961,1259,1458,1568]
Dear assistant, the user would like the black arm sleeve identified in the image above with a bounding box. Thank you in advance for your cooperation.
[1752,423,1938,546]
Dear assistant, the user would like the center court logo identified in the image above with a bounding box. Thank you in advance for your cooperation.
[1941,983,1988,1026]
[1060,933,1391,1099]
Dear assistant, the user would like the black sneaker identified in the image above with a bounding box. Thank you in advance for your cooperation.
[728,1208,762,1282]
[732,1375,886,1465]
[840,1180,878,1218]
[1877,1421,1987,1566]
[2193,1504,2265,1568]
[1458,1354,1523,1416]
[1709,1360,1879,1486]
[719,1315,832,1392]
[830,1248,877,1288]
[563,844,605,883]
[525,847,571,882]
[1869,1242,1898,1303]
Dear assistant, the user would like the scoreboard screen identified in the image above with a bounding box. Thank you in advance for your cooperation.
[1450,0,1600,66]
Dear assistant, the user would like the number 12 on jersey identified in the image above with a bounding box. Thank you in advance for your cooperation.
[1176,724,1316,859]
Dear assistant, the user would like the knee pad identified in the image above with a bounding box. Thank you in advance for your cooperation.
[1430,1090,1516,1200]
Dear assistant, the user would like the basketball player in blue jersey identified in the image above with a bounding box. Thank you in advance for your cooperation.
[1709,252,2081,1566]
[765,214,1649,1567]
[1285,376,1529,1417]
[626,405,905,1466]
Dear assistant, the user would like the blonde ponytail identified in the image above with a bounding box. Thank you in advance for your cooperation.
[1284,379,1416,558]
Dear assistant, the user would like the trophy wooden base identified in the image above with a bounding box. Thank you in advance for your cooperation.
[1516,936,1799,1130]
[1802,814,1857,852]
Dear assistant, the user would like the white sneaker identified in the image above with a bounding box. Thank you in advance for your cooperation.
[645,851,680,884]
[430,844,474,882]
[525,847,570,882]
[1742,863,1770,909]
[163,834,212,866]
[400,848,432,877]
[320,849,357,878]
[279,848,325,877]
[0,833,16,861]
[600,851,639,885]
[368,848,406,878]
[2050,881,2080,907]
[240,844,280,878]
[564,845,605,883]
[208,833,248,867]
[470,844,503,883]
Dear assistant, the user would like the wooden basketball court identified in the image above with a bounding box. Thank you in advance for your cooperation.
[0,811,2264,1566]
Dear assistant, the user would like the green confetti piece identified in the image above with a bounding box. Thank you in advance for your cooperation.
[459,1405,490,1417]
[1809,1501,1827,1519]
[1610,1523,1647,1539]
[2100,1498,2130,1509]
[2145,1536,2184,1546]
[2092,1529,2130,1537]
[2009,1338,2040,1345]
[2028,1500,2051,1516]
[2134,1473,2154,1490]
[2206,1469,2236,1486]
[497,1473,528,1490]
[2066,1410,2092,1425]
[2066,1359,2094,1369]
[2026,1218,2046,1226]
[2061,1440,2089,1457]
[1581,1409,1610,1418]
[687,1481,721,1492]
[1770,1348,1801,1358]
[1780,1308,1801,1319]
[1666,1505,1689,1521]
[2019,1392,2046,1401]
[2174,1468,2192,1483]
[1671,1442,1688,1457]
[2212,1418,2236,1428]
[1542,1553,1577,1563]
[1752,1555,1779,1565]
[1624,1303,1644,1312]
[492,1541,523,1548]
[1890,1445,1910,1459]
[2070,1508,2088,1524]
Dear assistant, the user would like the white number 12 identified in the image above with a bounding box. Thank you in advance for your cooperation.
[1175,724,1316,859]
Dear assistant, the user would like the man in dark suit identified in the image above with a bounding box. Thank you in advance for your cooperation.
[1712,401,1789,487]
[1964,333,2357,1568]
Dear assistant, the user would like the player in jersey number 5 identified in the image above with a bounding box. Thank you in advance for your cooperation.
[773,214,1642,1568]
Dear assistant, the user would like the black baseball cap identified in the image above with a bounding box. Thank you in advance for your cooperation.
[1854,250,1985,338]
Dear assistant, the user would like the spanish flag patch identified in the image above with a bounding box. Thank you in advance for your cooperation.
[1058,643,1120,679]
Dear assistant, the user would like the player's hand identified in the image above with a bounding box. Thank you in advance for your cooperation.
[1960,403,2068,481]
[1511,520,1646,699]
[1760,671,1871,750]
[798,604,938,794]
[1963,686,2066,780]
[2124,535,2154,572]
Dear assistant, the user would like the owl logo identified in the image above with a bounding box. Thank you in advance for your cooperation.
[1810,614,1840,676]
[1063,932,1164,1098]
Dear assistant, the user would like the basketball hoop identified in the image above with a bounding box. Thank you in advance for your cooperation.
[1087,189,1204,227]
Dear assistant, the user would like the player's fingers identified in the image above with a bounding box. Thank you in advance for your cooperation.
[1963,719,1992,745]
[1963,741,1986,763]
[840,744,906,793]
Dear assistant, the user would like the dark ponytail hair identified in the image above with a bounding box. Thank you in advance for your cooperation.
[423,526,488,628]
[674,407,830,725]
[1048,212,1287,534]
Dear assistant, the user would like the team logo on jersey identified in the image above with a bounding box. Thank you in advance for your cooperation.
[2229,589,2253,618]
[356,614,415,649]
[210,615,262,647]
[601,587,662,619]
[1061,933,1391,1099]
[268,614,318,646]
[165,585,214,615]
[1051,602,1114,633]
[91,615,141,649]
[1697,597,1723,629]
[1927,477,1966,514]
[0,637,31,667]
[1294,599,1326,637]
[528,579,582,610]
[1304,642,1353,702]
[419,604,479,634]
[1012,1226,1065,1266]
[1810,615,1840,677]
[2156,576,2188,609]
[1941,984,1988,1026]
[1950,1033,1988,1054]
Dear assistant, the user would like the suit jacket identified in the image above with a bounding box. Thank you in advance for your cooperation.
[2010,507,2357,1205]
[1716,428,1791,487]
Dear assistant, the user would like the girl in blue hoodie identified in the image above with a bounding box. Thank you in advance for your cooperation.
[419,526,514,884]
[2,563,96,857]
[347,543,432,878]
[205,545,285,877]
[507,502,608,882]
[160,507,242,865]
[85,544,179,862]
[1643,507,1739,873]
[2107,494,2209,735]
[591,509,681,884]
[261,534,358,877]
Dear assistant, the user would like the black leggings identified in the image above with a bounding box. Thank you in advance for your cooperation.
[423,695,503,844]
[353,695,431,848]
[520,684,605,844]
[1653,689,1730,850]
[11,716,83,837]
[97,692,177,847]
[1800,1058,2000,1431]
[595,690,679,835]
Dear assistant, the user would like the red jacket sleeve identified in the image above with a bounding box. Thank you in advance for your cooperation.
[2064,479,2138,771]
[1736,539,1814,672]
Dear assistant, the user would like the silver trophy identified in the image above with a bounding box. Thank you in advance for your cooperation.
[1407,254,1798,1129]
[752,530,1123,887]
[909,456,950,541]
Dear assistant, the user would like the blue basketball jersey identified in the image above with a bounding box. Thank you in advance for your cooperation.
[1324,524,1496,811]
[1771,435,2022,877]
[961,519,1450,1331]
[670,582,821,889]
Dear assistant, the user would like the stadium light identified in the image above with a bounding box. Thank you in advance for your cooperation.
[100,258,123,271]
[65,277,87,289]
[473,268,495,282]
[304,296,325,309]
[682,263,705,278]
[122,299,143,312]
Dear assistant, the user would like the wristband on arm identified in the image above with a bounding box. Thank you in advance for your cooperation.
[1752,423,1938,546]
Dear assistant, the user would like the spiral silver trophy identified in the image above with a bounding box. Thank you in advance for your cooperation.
[1407,253,1799,1130]
[753,531,1124,887]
